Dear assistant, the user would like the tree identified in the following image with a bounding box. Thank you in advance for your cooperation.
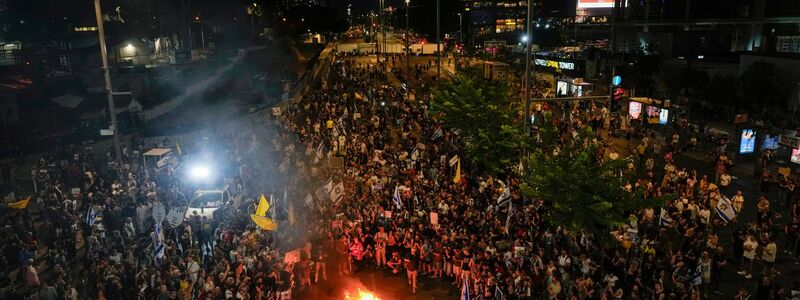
[519,112,666,236]
[429,69,525,174]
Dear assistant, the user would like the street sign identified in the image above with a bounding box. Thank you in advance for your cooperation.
[612,75,622,86]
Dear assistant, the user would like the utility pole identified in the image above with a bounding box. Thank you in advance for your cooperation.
[93,0,123,169]
[609,0,618,110]
[458,13,463,46]
[380,0,387,66]
[405,0,410,79]
[523,0,533,138]
[436,0,441,79]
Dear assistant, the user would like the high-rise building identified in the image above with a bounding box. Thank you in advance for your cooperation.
[461,0,578,45]
[280,0,324,10]
[614,0,800,55]
[464,0,529,42]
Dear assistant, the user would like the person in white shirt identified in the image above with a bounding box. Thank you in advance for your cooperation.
[732,191,745,213]
[186,256,201,283]
[719,172,732,194]
[738,235,758,278]
[556,250,571,270]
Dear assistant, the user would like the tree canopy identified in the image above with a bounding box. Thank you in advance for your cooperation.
[429,68,525,175]
[520,112,667,236]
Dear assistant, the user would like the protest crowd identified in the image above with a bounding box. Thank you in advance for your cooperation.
[0,52,798,300]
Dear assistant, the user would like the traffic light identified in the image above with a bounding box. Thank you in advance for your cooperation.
[610,87,624,113]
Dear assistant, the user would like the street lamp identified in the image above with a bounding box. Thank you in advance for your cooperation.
[458,13,462,46]
[522,0,534,157]
[436,0,440,79]
[405,0,410,79]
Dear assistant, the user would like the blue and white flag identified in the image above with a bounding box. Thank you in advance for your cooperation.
[393,186,403,210]
[715,196,736,223]
[431,127,443,140]
[497,180,511,205]
[659,208,673,226]
[86,206,96,226]
[494,285,504,300]
[461,276,471,300]
[153,223,165,262]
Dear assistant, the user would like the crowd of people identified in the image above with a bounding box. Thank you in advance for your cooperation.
[277,56,800,299]
[0,49,798,300]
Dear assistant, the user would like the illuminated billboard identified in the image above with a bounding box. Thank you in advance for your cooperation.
[659,109,669,125]
[577,0,614,8]
[739,129,756,154]
[628,102,642,120]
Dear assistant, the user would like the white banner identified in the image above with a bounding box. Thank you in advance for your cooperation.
[167,206,188,227]
[152,202,166,224]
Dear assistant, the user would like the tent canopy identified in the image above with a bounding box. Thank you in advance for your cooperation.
[143,148,172,156]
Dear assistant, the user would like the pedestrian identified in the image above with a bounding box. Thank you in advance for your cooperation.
[761,236,778,276]
[738,235,758,278]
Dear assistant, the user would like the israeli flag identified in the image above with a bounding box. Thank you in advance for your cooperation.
[431,127,443,140]
[85,206,96,226]
[715,196,737,223]
[659,208,673,226]
[496,180,511,205]
[153,223,165,261]
[393,186,403,210]
[461,276,470,300]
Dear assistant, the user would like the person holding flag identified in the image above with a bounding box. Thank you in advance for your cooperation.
[461,274,470,300]
[393,185,403,210]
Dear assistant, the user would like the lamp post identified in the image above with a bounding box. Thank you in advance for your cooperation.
[405,0,410,79]
[522,0,533,154]
[93,0,123,168]
[436,0,440,79]
[379,0,387,66]
[458,13,463,46]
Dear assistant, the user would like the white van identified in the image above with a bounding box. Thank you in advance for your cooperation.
[185,186,231,220]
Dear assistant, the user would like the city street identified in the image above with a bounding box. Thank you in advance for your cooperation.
[3,1,800,299]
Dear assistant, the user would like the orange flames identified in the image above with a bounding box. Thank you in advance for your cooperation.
[344,288,381,300]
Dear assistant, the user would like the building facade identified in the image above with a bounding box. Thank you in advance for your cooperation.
[616,0,800,55]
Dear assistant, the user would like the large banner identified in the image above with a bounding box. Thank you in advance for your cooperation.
[577,0,614,8]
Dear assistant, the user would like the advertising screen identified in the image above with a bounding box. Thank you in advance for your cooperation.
[577,0,614,8]
[557,81,568,96]
[739,129,756,154]
[628,102,642,120]
[762,135,780,150]
[659,109,669,125]
[646,106,662,124]
[792,148,800,164]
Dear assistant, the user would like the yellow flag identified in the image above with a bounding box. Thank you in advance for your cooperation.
[250,214,278,231]
[255,194,270,216]
[7,196,31,209]
[453,158,461,183]
[176,143,182,155]
[288,201,296,226]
